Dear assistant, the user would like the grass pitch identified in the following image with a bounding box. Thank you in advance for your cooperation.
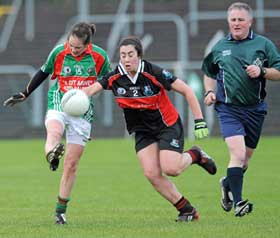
[0,137,279,238]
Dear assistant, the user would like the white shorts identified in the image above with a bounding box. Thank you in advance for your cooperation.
[45,110,91,146]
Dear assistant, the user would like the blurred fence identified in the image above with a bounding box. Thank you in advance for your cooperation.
[0,0,280,139]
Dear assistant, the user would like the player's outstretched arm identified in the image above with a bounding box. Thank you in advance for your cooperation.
[83,81,104,97]
[3,92,27,106]
[3,70,49,107]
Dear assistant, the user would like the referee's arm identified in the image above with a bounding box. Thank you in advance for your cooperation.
[203,75,216,106]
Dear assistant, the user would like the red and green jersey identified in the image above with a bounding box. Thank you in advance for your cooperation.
[42,42,110,123]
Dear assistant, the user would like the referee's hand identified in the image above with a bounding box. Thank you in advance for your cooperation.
[204,91,216,106]
[3,92,26,107]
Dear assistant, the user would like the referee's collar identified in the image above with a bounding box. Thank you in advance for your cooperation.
[227,30,255,41]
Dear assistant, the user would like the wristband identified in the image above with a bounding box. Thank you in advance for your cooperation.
[204,90,214,97]
[259,66,267,77]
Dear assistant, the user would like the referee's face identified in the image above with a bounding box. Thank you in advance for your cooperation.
[227,8,252,40]
[119,45,141,75]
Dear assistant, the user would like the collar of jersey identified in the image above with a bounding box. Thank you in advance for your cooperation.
[227,29,255,41]
[64,42,92,57]
[118,60,144,84]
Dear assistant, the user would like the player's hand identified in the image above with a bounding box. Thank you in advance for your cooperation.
[3,92,26,107]
[194,119,209,139]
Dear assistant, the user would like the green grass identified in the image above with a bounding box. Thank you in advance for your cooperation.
[0,137,279,238]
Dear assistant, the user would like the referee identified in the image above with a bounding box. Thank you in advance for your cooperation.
[202,2,280,217]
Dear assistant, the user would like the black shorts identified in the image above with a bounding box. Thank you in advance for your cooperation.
[215,102,267,148]
[134,118,184,153]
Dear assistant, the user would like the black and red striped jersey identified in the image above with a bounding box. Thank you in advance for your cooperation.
[98,60,180,133]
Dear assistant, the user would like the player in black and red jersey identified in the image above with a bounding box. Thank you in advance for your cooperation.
[83,36,217,222]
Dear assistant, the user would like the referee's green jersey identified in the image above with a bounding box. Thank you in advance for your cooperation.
[41,42,110,123]
[202,31,280,106]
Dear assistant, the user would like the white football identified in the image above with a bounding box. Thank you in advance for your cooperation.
[61,89,90,117]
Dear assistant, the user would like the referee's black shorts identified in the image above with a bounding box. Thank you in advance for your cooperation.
[215,102,267,149]
[134,118,185,153]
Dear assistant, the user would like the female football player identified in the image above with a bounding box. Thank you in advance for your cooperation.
[83,35,217,222]
[3,22,111,224]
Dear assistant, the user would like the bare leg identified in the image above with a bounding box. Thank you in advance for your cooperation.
[45,119,64,154]
[137,143,191,204]
[137,143,200,221]
[54,143,84,224]
[244,147,255,170]
[59,143,84,198]
[226,135,246,168]
[160,149,193,177]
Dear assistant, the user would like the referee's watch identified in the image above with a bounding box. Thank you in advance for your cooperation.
[259,66,267,77]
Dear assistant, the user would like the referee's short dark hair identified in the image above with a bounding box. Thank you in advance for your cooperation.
[227,2,253,18]
[119,36,143,58]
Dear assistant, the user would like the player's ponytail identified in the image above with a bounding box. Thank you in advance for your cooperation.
[68,22,96,45]
[89,24,96,37]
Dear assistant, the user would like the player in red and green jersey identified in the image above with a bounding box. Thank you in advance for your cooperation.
[4,22,111,224]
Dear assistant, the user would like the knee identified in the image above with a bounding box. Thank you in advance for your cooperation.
[47,126,63,139]
[161,166,180,177]
[64,157,79,174]
[233,154,246,164]
[230,148,246,163]
[143,169,162,183]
